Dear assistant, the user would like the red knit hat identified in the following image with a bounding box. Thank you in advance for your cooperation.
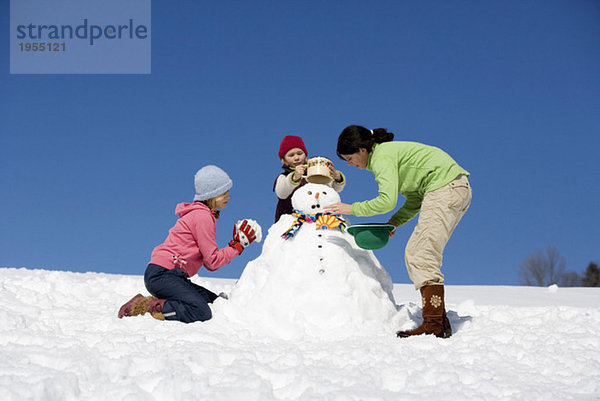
[278,135,308,159]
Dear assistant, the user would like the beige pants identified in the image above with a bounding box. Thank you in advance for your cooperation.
[405,174,472,289]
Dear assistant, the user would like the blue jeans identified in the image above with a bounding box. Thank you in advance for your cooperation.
[144,264,218,323]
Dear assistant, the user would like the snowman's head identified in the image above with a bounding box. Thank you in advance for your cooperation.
[291,183,341,214]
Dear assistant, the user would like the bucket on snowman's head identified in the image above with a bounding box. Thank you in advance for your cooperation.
[304,156,333,184]
[347,223,395,250]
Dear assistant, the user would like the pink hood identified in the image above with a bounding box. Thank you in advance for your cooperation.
[175,202,216,218]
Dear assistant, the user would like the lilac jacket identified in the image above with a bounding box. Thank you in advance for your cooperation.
[149,202,238,277]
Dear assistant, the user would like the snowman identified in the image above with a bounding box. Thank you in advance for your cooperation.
[219,183,403,339]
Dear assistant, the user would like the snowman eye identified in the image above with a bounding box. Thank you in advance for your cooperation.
[307,191,312,195]
[322,191,327,195]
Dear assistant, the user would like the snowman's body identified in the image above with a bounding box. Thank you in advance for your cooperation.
[220,184,401,338]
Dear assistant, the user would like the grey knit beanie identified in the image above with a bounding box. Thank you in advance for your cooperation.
[193,165,233,201]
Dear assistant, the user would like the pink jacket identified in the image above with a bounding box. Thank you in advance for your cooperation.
[149,202,238,277]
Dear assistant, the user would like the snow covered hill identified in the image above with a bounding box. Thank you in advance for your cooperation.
[1,267,599,401]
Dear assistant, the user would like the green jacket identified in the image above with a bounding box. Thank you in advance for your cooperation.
[350,141,469,226]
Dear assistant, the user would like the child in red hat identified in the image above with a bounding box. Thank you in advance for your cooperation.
[273,135,345,222]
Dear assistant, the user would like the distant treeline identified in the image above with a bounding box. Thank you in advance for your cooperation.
[518,247,599,287]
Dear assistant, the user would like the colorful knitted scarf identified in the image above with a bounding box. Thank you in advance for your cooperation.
[281,210,347,239]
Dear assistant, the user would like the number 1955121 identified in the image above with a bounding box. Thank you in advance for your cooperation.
[19,42,66,52]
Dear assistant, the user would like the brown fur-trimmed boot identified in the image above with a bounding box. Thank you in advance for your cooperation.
[118,294,165,320]
[148,298,166,321]
[397,285,452,338]
[118,294,144,318]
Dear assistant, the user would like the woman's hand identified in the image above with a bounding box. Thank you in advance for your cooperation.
[324,202,352,215]
[387,220,397,238]
[328,164,342,181]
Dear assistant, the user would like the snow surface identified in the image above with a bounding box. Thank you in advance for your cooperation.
[1,267,599,401]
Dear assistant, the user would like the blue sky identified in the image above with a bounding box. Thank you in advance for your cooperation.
[1,1,599,286]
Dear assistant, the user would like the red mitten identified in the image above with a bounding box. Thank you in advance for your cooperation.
[229,219,262,254]
[228,239,244,254]
[234,219,262,247]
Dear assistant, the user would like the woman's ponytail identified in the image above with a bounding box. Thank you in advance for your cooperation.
[336,125,394,159]
[371,128,394,143]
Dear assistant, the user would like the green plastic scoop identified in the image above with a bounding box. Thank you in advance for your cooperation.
[347,223,396,250]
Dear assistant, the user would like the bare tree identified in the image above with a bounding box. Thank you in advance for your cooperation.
[560,271,582,287]
[519,246,566,286]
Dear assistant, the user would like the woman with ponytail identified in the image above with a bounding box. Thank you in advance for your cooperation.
[325,125,472,339]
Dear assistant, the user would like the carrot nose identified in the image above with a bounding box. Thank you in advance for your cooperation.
[315,192,320,199]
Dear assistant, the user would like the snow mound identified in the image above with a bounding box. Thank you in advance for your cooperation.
[218,214,404,339]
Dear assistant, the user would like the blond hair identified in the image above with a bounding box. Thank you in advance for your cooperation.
[201,191,229,219]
